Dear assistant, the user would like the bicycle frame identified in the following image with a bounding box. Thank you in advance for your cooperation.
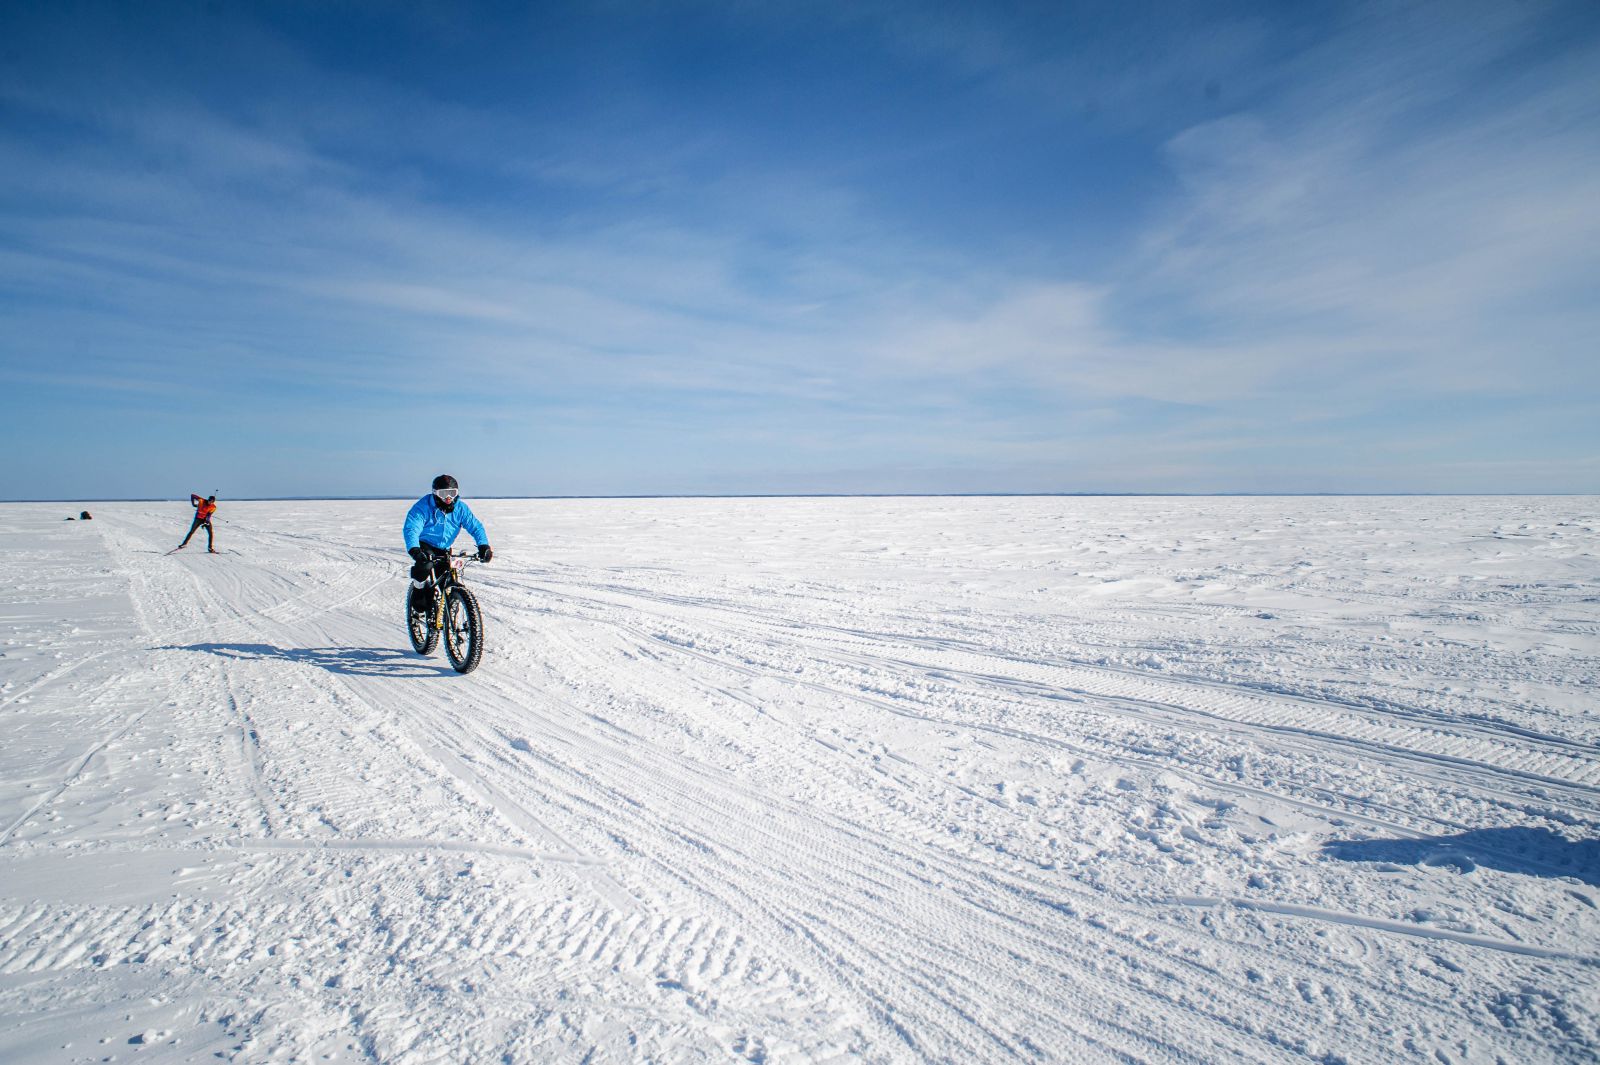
[427,551,477,631]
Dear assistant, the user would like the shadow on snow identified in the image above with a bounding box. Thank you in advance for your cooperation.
[164,642,454,678]
[1322,827,1600,886]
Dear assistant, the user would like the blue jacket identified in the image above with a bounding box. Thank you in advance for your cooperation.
[403,495,488,552]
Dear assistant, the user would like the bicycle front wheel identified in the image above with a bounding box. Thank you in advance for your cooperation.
[444,586,483,674]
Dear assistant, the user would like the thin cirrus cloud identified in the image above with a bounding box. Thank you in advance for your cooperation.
[872,6,1600,472]
[1131,8,1600,385]
[0,0,1596,498]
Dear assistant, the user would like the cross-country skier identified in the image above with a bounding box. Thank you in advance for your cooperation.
[176,493,219,552]
[404,475,492,616]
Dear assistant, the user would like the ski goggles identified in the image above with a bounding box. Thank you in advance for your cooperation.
[434,487,459,502]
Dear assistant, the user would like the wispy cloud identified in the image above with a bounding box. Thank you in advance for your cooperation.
[862,1,1600,422]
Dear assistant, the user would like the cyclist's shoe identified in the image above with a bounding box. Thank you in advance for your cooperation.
[409,587,434,615]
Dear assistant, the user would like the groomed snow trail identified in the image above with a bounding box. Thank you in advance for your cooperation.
[0,497,1596,1063]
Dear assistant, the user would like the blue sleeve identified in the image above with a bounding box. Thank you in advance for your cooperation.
[402,498,428,550]
[458,501,488,546]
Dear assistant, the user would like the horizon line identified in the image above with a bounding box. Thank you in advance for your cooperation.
[10,491,1599,504]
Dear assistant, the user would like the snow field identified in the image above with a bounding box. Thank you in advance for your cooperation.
[0,496,1596,1063]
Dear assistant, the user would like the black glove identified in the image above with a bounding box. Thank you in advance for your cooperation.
[408,546,427,563]
[476,544,493,563]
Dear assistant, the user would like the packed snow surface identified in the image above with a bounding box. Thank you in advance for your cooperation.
[1,496,1596,1064]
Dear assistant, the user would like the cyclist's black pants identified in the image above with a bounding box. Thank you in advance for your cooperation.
[409,545,447,610]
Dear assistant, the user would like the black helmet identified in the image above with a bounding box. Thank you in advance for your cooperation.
[431,474,459,512]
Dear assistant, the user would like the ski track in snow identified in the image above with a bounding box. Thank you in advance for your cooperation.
[0,497,1596,1064]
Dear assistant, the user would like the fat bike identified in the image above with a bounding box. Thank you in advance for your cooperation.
[406,551,484,674]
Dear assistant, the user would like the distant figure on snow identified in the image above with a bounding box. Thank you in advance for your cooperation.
[176,493,218,553]
[404,475,492,616]
[80,511,92,520]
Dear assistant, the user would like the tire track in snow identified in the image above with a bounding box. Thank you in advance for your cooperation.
[519,574,1600,820]
[540,572,1600,786]
[0,627,216,851]
[450,688,1229,1063]
[214,593,641,914]
[1164,897,1598,964]
[608,616,1433,839]
[0,679,157,847]
[221,659,276,839]
[523,610,1581,1054]
[830,646,1600,814]
[562,595,1600,930]
[507,585,1536,850]
[852,646,1600,789]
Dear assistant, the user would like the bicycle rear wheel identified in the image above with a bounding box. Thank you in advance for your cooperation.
[406,589,438,656]
[444,586,483,674]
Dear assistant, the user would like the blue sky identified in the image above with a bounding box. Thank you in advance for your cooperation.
[3,0,1597,499]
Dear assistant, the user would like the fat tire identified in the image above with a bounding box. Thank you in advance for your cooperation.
[444,586,483,674]
[406,590,439,656]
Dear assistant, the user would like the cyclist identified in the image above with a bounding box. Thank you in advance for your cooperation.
[177,493,219,552]
[404,475,492,616]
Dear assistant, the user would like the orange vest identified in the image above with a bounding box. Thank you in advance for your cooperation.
[194,496,217,521]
